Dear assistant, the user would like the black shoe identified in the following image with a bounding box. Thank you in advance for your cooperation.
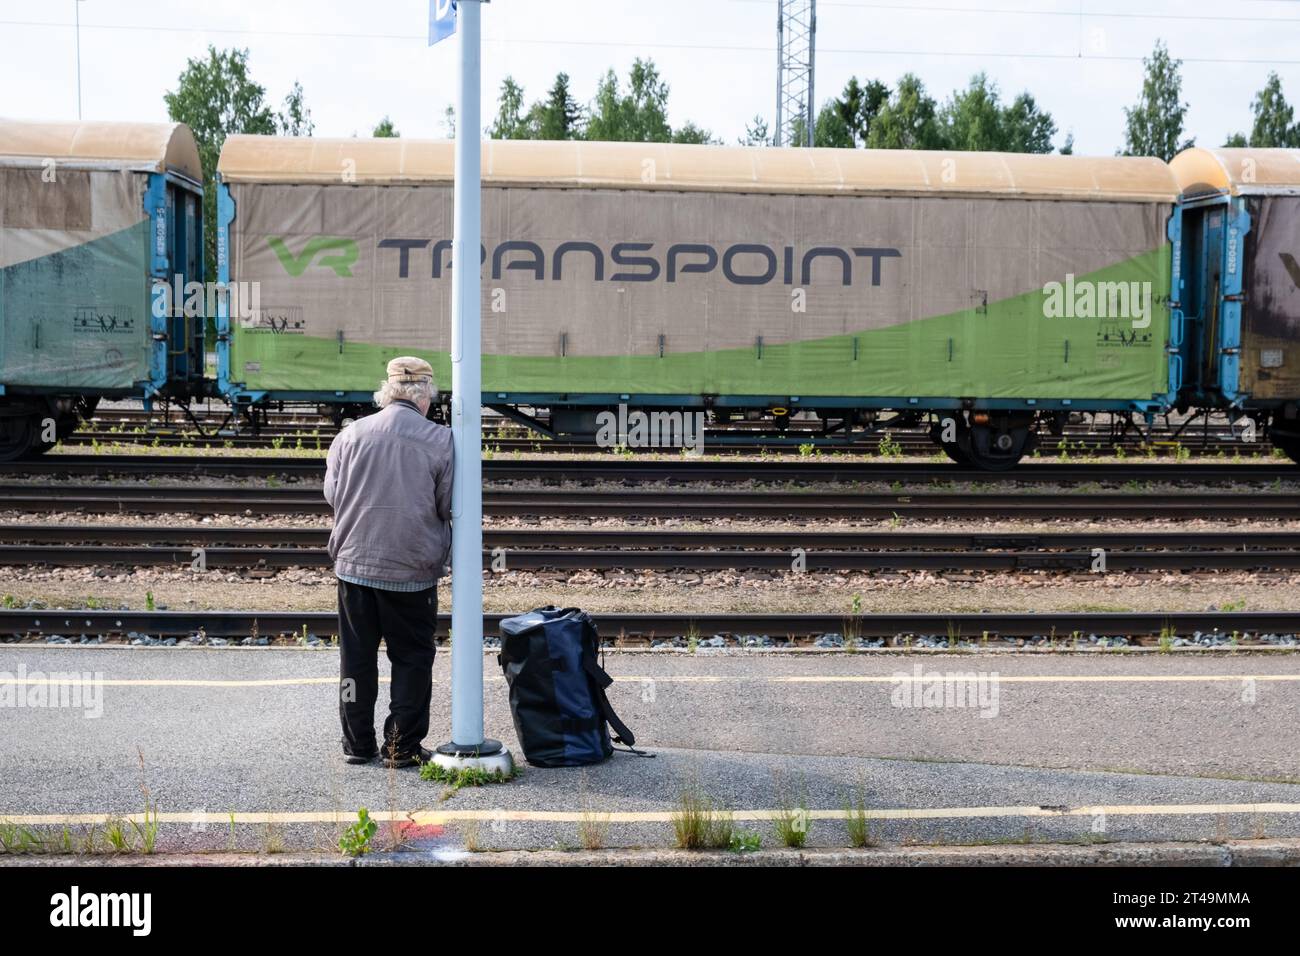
[344,750,378,765]
[380,746,432,769]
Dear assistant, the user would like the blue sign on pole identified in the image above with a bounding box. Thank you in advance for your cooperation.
[429,0,457,45]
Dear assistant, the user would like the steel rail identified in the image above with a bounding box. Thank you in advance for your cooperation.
[3,609,1298,640]
[7,485,1300,519]
[4,454,1297,483]
[5,527,1300,571]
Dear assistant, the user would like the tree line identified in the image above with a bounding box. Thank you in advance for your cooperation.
[162,41,1299,279]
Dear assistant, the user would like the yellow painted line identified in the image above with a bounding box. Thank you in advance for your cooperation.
[1,674,1298,688]
[765,674,1300,684]
[0,677,345,687]
[3,803,1300,827]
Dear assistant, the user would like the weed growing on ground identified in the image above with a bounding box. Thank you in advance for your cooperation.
[135,750,158,854]
[671,789,733,850]
[418,761,518,800]
[878,433,903,459]
[773,784,811,849]
[339,808,377,857]
[264,821,285,854]
[103,817,133,853]
[578,811,610,850]
[0,822,40,853]
[845,786,875,848]
[461,820,483,852]
[843,594,863,650]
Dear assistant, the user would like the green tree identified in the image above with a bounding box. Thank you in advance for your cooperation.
[490,76,532,139]
[1121,40,1193,161]
[814,77,891,148]
[585,69,625,140]
[940,73,1005,151]
[1247,72,1300,147]
[854,79,890,146]
[443,104,456,139]
[818,77,868,147]
[1224,132,1248,148]
[585,59,671,142]
[278,81,313,136]
[163,46,284,288]
[671,121,716,144]
[1001,92,1057,153]
[529,73,584,140]
[1059,130,1075,155]
[372,116,399,138]
[788,107,810,148]
[739,114,771,146]
[937,75,1056,153]
[814,100,855,148]
[865,74,944,149]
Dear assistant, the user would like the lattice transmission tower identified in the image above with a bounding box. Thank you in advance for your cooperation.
[775,0,817,147]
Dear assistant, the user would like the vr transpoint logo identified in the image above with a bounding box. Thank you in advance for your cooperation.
[50,886,151,936]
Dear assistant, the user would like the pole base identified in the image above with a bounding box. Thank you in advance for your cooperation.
[432,738,514,775]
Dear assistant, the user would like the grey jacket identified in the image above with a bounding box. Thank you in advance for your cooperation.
[324,401,454,583]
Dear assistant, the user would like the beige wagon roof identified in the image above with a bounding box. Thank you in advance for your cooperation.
[1171,147,1300,198]
[218,135,1179,202]
[0,119,203,184]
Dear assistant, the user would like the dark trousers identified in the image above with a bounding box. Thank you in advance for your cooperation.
[337,580,437,758]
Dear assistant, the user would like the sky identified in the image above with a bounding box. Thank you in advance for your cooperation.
[3,0,1300,155]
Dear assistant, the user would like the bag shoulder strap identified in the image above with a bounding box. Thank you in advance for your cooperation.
[580,655,654,758]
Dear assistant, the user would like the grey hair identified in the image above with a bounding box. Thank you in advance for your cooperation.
[373,377,436,409]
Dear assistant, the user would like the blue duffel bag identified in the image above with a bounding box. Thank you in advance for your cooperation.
[497,606,648,767]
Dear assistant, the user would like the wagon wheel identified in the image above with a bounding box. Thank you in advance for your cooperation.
[0,414,36,462]
[960,423,1035,472]
[939,441,972,466]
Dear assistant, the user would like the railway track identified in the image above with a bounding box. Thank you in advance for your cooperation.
[5,484,1300,519]
[62,429,1264,456]
[3,608,1298,642]
[4,525,1300,571]
[5,453,1296,483]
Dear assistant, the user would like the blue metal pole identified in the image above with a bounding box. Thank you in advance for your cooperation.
[449,0,483,749]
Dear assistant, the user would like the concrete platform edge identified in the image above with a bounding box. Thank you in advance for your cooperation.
[5,839,1300,867]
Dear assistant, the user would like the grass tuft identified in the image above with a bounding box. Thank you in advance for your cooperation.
[578,810,610,850]
[671,789,733,850]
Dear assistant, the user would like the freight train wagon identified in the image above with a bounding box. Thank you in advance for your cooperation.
[1170,147,1300,462]
[0,120,207,459]
[216,136,1183,469]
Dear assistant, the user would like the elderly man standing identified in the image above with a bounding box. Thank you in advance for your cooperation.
[324,357,453,768]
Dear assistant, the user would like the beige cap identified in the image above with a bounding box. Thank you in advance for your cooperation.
[386,356,434,383]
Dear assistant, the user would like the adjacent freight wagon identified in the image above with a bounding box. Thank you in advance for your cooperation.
[1170,147,1300,461]
[216,137,1182,469]
[0,120,207,459]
